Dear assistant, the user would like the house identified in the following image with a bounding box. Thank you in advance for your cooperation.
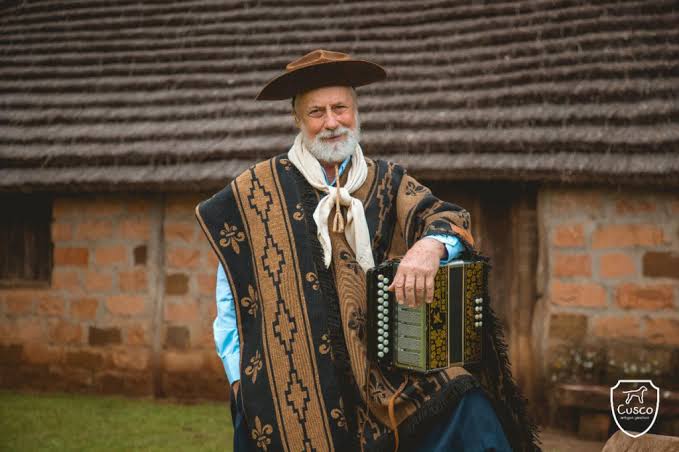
[1,0,677,433]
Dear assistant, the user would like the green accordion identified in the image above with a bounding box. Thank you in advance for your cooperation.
[366,259,486,374]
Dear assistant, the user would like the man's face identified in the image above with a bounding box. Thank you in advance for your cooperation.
[295,86,360,163]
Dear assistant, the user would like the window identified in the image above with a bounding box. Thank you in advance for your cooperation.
[0,194,52,286]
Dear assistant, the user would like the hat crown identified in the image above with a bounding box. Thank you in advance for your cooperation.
[286,49,350,71]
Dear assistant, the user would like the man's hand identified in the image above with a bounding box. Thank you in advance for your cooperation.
[387,237,445,307]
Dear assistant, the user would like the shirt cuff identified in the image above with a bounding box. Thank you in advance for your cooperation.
[426,233,464,264]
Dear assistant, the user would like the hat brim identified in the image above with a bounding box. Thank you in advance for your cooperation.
[256,60,386,101]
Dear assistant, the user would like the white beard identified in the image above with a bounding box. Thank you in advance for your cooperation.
[302,115,361,164]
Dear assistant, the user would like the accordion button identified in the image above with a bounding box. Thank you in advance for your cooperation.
[377,313,384,320]
[378,282,384,289]
[378,343,384,350]
[378,274,384,281]
[378,328,384,335]
[479,321,483,327]
[378,351,384,358]
[378,290,384,296]
[383,278,390,284]
[382,300,389,307]
[383,330,389,338]
[384,347,389,354]
[475,297,483,304]
[378,320,384,327]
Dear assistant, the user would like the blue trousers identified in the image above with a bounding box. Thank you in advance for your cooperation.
[230,387,511,451]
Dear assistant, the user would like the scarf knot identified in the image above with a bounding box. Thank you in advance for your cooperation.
[287,133,375,272]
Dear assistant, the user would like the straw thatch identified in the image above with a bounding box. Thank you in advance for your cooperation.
[1,0,677,191]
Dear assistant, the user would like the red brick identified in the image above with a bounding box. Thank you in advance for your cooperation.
[54,247,89,267]
[549,313,588,342]
[74,220,113,240]
[37,296,65,317]
[616,283,674,310]
[643,252,679,279]
[163,350,204,373]
[95,245,127,266]
[112,348,150,371]
[592,224,665,249]
[645,318,679,346]
[165,221,196,243]
[84,270,113,292]
[615,199,657,215]
[83,198,125,217]
[203,251,218,269]
[49,320,82,344]
[165,274,188,295]
[126,198,153,215]
[165,300,199,322]
[197,273,216,297]
[23,342,62,365]
[550,281,607,307]
[599,253,636,278]
[120,218,151,240]
[552,224,586,248]
[550,190,602,217]
[553,254,591,277]
[51,222,72,241]
[119,270,148,292]
[51,269,81,292]
[591,315,641,340]
[106,295,145,316]
[166,195,203,218]
[166,248,201,269]
[10,318,46,342]
[71,298,98,320]
[3,290,39,315]
[126,323,148,346]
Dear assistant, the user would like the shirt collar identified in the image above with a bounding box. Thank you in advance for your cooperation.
[322,155,352,186]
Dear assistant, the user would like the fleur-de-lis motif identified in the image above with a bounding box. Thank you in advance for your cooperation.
[251,416,273,450]
[279,158,292,171]
[293,203,305,221]
[240,285,259,317]
[219,222,245,254]
[339,251,360,275]
[331,399,348,431]
[245,350,263,384]
[319,332,333,358]
[405,180,428,196]
[348,307,366,341]
[368,373,386,403]
[305,272,320,291]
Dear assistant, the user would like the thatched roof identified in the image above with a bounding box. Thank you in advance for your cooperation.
[1,0,678,191]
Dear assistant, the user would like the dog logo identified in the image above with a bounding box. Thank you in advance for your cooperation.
[610,380,660,438]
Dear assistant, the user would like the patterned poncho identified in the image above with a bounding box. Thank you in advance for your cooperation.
[196,155,538,451]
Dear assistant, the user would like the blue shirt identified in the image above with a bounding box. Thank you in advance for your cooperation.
[213,157,465,383]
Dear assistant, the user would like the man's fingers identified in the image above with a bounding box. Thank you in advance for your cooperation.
[415,274,427,306]
[425,274,435,304]
[404,273,415,307]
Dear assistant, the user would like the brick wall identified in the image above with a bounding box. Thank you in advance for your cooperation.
[0,193,228,399]
[537,188,679,389]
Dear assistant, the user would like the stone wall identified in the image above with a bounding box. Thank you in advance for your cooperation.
[537,188,679,390]
[0,193,228,399]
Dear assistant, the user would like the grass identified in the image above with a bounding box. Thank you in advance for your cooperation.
[0,391,233,451]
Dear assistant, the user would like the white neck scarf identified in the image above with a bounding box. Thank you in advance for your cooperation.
[287,133,375,272]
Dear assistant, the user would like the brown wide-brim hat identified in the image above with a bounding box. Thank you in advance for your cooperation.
[256,49,387,101]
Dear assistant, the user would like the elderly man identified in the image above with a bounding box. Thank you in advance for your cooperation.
[196,50,537,451]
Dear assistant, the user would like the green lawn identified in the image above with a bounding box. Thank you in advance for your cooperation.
[0,391,233,451]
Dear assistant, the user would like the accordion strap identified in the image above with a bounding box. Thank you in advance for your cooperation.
[387,376,409,452]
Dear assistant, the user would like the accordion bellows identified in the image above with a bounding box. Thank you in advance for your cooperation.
[367,260,486,373]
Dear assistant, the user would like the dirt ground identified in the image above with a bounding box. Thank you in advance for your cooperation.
[539,427,606,452]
